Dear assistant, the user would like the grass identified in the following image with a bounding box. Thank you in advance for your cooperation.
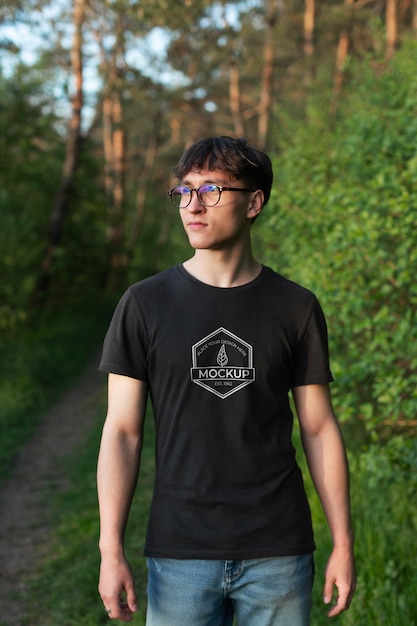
[305,442,417,626]
[0,300,113,481]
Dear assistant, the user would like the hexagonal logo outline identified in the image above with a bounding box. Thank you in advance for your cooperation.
[190,327,255,399]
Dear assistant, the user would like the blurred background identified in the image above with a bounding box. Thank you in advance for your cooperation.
[0,1,416,624]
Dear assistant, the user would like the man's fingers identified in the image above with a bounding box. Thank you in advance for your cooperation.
[126,586,138,613]
[325,584,355,617]
[105,601,135,622]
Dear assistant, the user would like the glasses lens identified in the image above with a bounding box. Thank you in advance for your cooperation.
[171,186,191,208]
[198,184,221,207]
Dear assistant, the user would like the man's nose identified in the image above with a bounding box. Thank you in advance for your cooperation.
[187,191,205,212]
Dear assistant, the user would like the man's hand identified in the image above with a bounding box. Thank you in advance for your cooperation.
[323,545,356,617]
[98,555,138,622]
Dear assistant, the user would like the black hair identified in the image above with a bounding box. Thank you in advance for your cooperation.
[173,136,273,207]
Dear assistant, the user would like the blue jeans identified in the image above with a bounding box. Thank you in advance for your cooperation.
[146,554,314,626]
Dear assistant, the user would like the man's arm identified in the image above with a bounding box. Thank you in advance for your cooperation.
[292,383,356,618]
[97,373,148,622]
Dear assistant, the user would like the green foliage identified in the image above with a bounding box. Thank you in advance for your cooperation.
[0,301,113,480]
[344,437,417,625]
[0,67,116,324]
[309,470,417,625]
[291,424,417,626]
[0,68,63,328]
[258,38,417,439]
[44,137,111,299]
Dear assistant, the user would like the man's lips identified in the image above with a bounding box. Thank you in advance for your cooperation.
[188,221,207,229]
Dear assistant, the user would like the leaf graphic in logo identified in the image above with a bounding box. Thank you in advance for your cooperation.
[217,344,228,367]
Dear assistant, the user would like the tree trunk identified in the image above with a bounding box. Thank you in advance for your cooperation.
[130,126,159,248]
[386,0,397,58]
[331,0,354,113]
[413,0,417,36]
[100,14,128,288]
[111,97,125,241]
[303,0,315,87]
[229,59,245,137]
[258,0,277,149]
[37,0,85,297]
[333,28,350,99]
[102,96,114,199]
[103,92,126,281]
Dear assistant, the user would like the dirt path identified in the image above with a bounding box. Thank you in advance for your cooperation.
[0,354,105,626]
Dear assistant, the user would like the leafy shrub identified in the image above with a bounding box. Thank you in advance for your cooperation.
[258,38,417,439]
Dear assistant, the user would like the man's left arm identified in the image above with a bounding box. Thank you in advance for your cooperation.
[292,383,356,618]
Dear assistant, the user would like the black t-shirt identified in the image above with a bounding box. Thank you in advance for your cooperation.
[100,265,333,559]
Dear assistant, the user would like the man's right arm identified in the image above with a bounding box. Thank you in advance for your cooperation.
[97,373,148,622]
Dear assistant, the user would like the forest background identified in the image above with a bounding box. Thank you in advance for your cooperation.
[1,0,416,624]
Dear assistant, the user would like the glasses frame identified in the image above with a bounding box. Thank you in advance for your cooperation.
[168,184,256,209]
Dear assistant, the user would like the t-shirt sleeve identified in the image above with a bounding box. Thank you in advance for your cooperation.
[291,296,334,387]
[99,288,148,381]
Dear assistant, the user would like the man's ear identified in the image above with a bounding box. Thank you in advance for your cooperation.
[247,190,264,220]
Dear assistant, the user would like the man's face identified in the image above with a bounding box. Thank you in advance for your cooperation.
[178,168,261,252]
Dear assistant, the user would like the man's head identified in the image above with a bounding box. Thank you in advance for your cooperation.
[173,136,273,209]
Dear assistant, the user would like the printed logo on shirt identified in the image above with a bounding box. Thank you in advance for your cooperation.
[190,327,255,399]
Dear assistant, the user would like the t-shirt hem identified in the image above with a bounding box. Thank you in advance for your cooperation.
[291,375,334,387]
[99,362,148,382]
[143,542,316,560]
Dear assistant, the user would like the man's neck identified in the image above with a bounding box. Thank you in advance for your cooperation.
[183,250,262,288]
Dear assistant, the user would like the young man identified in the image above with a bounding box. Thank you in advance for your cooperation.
[97,136,356,625]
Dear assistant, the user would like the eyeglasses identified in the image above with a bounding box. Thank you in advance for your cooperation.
[168,184,256,209]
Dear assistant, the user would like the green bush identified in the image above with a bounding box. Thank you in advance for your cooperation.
[258,38,417,439]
